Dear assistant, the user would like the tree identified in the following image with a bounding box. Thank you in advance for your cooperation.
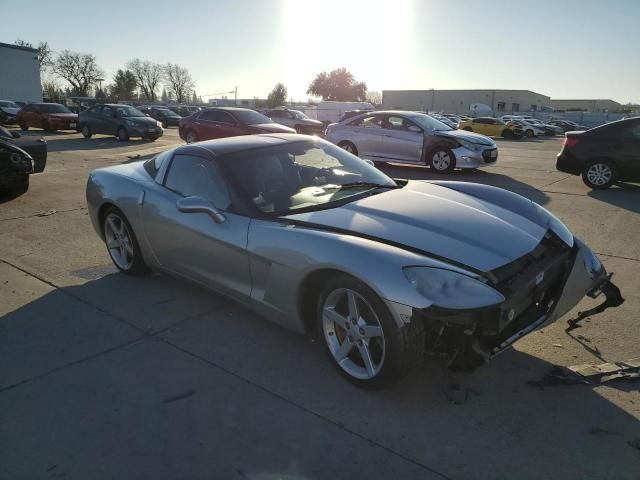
[266,83,287,107]
[15,39,53,69]
[111,69,137,101]
[41,75,62,102]
[161,88,168,102]
[52,50,104,96]
[126,59,163,101]
[307,68,367,101]
[366,90,382,105]
[164,63,195,104]
[191,91,198,105]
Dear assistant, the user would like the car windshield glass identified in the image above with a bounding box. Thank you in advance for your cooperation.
[0,101,19,108]
[224,140,398,215]
[38,104,72,113]
[115,106,145,117]
[409,114,452,132]
[232,110,272,125]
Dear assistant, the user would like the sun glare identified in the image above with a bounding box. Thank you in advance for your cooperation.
[282,0,414,99]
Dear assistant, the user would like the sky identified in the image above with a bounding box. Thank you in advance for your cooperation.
[2,0,639,104]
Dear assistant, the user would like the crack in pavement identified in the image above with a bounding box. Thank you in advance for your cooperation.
[0,206,87,223]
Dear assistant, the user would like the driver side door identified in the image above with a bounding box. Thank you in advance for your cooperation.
[140,152,252,301]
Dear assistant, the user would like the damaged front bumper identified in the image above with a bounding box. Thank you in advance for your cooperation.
[414,237,624,369]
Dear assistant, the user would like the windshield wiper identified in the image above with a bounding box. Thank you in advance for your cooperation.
[338,181,400,190]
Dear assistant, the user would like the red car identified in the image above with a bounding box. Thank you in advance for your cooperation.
[178,107,295,143]
[17,103,79,132]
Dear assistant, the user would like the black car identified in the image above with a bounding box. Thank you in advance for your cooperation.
[549,119,588,132]
[556,117,640,189]
[0,126,47,197]
[168,105,200,117]
[78,104,163,141]
[149,107,181,127]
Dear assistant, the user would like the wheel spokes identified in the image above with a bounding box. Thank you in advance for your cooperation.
[334,337,354,361]
[357,342,376,376]
[347,291,359,321]
[323,306,349,328]
[360,324,383,339]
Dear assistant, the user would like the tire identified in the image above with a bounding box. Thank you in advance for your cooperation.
[429,147,456,173]
[463,127,472,131]
[116,127,129,141]
[19,123,28,131]
[162,121,168,129]
[318,274,424,389]
[43,120,56,133]
[102,207,147,275]
[81,124,92,138]
[582,159,617,190]
[185,130,198,144]
[502,129,513,139]
[3,175,29,198]
[0,112,6,124]
[525,129,534,138]
[338,141,358,156]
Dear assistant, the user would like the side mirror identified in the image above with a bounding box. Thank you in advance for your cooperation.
[11,131,21,139]
[176,195,226,223]
[408,125,422,133]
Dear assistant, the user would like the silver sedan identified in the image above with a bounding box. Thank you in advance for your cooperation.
[86,134,622,389]
[325,110,498,172]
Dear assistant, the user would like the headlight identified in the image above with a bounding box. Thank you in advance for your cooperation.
[458,139,479,151]
[403,267,505,309]
[156,121,163,128]
[533,203,574,247]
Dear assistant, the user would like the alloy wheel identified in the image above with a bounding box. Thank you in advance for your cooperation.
[432,151,451,171]
[586,163,612,186]
[104,213,135,270]
[322,288,386,380]
[341,143,355,154]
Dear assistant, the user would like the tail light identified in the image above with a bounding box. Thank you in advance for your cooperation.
[564,137,579,148]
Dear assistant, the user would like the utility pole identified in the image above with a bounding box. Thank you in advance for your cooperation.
[235,86,238,106]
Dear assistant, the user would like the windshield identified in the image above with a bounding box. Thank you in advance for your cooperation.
[233,110,272,125]
[224,140,397,215]
[115,106,145,117]
[0,101,19,108]
[291,110,308,119]
[409,114,452,132]
[38,104,72,114]
[156,109,175,116]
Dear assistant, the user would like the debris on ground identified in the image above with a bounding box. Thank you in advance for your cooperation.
[127,154,141,160]
[35,209,57,217]
[528,358,640,389]
[552,344,563,348]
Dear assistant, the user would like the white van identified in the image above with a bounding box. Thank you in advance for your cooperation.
[316,101,374,124]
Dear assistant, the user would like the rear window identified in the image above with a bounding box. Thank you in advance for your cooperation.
[143,149,173,179]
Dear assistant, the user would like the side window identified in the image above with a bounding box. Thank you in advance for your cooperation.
[386,116,417,130]
[165,154,231,210]
[200,110,219,121]
[217,112,235,125]
[88,106,102,115]
[102,106,114,118]
[268,110,282,118]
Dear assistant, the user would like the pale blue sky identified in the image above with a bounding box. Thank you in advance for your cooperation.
[3,0,639,103]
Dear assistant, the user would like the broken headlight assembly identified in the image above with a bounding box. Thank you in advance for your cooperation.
[403,267,505,309]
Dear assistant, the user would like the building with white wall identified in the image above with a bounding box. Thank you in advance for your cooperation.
[0,42,42,102]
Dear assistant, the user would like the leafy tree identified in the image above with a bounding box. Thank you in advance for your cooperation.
[307,68,367,101]
[52,50,104,96]
[164,63,195,104]
[111,69,137,101]
[15,39,53,69]
[126,59,163,101]
[266,83,287,107]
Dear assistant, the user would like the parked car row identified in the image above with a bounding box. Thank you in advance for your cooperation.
[79,104,164,141]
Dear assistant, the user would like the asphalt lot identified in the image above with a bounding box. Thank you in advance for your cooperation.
[1,128,639,479]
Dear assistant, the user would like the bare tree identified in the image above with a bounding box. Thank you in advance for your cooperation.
[127,59,163,101]
[164,63,195,104]
[14,39,53,69]
[52,50,104,96]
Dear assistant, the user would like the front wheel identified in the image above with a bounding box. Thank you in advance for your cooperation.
[582,159,616,189]
[525,129,534,138]
[338,141,358,156]
[318,274,424,389]
[81,124,92,138]
[102,207,147,275]
[185,130,198,144]
[502,129,513,139]
[116,127,129,141]
[429,147,456,173]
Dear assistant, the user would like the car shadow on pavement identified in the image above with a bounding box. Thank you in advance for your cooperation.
[587,182,640,214]
[2,270,639,479]
[378,163,551,206]
[44,136,162,153]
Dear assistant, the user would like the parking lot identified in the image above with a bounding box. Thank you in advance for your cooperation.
[1,129,639,479]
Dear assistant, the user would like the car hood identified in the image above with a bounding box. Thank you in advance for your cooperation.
[125,116,158,125]
[284,180,548,272]
[435,129,495,146]
[1,107,20,115]
[300,118,323,126]
[250,122,297,133]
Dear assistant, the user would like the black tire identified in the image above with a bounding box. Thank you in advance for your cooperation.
[101,206,148,275]
[428,146,456,173]
[81,124,92,138]
[0,112,6,124]
[317,274,424,389]
[43,120,56,133]
[463,126,472,131]
[338,141,358,156]
[19,123,28,131]
[502,129,513,139]
[162,121,168,129]
[582,159,617,190]
[3,175,29,198]
[116,126,129,141]
[185,129,198,144]
[525,129,534,138]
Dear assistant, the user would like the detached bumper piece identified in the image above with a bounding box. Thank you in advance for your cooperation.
[565,275,624,332]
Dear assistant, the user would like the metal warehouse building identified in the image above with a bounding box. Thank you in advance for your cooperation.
[0,42,42,102]
[382,89,551,114]
[549,99,623,113]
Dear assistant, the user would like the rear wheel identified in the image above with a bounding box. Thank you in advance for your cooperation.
[81,124,92,138]
[318,274,424,389]
[116,127,129,141]
[582,159,616,189]
[525,129,534,138]
[429,147,456,173]
[338,141,358,156]
[102,207,147,274]
[502,129,513,139]
[43,120,56,133]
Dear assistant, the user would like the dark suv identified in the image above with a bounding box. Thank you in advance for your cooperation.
[556,117,640,189]
[149,107,182,127]
[79,104,163,141]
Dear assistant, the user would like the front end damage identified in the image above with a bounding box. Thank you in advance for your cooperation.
[415,232,624,370]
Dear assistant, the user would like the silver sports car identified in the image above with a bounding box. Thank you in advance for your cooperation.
[86,134,623,388]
